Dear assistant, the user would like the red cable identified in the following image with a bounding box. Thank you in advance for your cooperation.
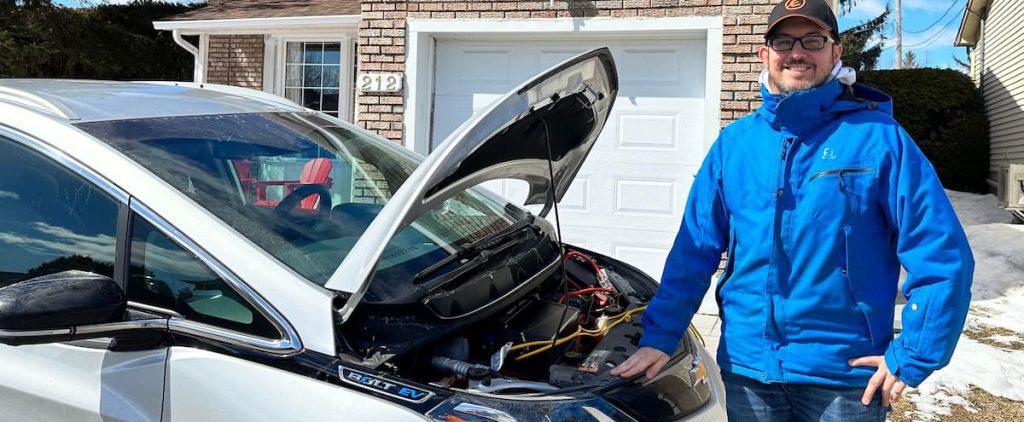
[559,287,614,303]
[564,251,601,274]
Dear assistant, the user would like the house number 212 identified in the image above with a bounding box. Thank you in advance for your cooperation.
[359,73,403,93]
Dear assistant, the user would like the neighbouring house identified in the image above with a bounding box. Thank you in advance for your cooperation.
[956,0,1024,212]
[153,0,805,280]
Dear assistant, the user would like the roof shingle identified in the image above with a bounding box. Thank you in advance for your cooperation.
[165,0,361,21]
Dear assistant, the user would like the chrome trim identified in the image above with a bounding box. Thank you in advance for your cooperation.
[74,319,169,335]
[0,328,72,337]
[129,199,302,357]
[128,301,185,318]
[452,403,517,422]
[427,257,561,320]
[0,125,130,203]
[167,318,297,355]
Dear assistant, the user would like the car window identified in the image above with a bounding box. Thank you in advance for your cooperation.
[127,215,279,339]
[0,136,119,288]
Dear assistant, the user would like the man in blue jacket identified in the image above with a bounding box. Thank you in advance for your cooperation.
[610,0,974,419]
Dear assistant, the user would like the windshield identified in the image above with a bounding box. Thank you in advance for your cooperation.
[78,113,521,302]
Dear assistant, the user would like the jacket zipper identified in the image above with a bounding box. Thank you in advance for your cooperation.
[809,167,873,191]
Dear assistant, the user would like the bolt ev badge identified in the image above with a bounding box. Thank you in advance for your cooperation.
[339,367,434,403]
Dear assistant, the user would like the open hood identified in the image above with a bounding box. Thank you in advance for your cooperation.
[325,48,618,320]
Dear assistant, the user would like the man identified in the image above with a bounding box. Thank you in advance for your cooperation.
[610,0,975,420]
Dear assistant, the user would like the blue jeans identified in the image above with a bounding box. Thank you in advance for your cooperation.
[722,371,890,422]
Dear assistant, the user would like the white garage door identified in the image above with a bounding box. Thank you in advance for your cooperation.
[432,37,708,280]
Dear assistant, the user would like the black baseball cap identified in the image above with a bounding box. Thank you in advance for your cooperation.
[765,0,840,41]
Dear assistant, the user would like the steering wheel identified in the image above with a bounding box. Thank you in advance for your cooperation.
[273,184,333,221]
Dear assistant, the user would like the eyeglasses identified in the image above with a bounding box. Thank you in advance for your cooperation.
[766,35,834,52]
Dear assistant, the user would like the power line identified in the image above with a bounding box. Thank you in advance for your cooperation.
[903,4,965,50]
[904,0,964,34]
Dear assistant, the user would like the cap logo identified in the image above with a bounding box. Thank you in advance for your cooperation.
[785,0,806,9]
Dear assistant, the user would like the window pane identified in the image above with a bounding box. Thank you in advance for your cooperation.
[303,88,322,109]
[322,89,339,112]
[304,43,324,65]
[323,43,341,65]
[285,65,302,87]
[303,65,322,87]
[0,138,119,288]
[285,88,302,104]
[285,42,303,64]
[323,65,340,88]
[128,215,279,338]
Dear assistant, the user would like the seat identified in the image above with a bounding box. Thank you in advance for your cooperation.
[252,158,333,210]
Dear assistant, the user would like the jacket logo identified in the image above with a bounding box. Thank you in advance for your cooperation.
[821,148,837,160]
[786,0,806,9]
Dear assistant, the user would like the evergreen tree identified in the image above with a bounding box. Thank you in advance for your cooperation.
[0,1,203,80]
[837,3,890,71]
[902,51,919,69]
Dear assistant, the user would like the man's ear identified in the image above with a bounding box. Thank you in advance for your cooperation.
[758,45,770,67]
[833,42,844,63]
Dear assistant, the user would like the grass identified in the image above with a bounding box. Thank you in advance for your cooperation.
[887,388,1024,421]
[963,324,1024,351]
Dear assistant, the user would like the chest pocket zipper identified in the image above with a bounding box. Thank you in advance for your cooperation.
[809,167,874,191]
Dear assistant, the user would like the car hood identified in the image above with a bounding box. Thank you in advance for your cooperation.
[324,48,618,320]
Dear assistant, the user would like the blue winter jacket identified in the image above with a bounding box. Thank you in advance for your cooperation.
[638,78,974,388]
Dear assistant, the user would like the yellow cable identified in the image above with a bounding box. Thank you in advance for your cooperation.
[512,306,647,361]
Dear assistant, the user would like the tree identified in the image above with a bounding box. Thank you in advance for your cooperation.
[0,1,203,80]
[953,54,970,73]
[837,3,890,71]
[903,51,919,69]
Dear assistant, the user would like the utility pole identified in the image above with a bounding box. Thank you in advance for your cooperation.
[895,0,903,69]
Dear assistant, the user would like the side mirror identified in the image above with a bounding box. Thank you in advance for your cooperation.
[0,270,127,346]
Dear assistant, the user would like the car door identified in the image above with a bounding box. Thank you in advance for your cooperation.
[0,133,166,421]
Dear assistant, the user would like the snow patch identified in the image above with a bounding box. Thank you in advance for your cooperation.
[901,191,1024,419]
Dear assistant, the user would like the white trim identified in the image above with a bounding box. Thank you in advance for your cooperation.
[704,26,723,152]
[153,15,361,35]
[403,16,725,155]
[198,34,209,84]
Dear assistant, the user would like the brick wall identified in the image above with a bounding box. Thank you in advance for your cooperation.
[207,35,265,90]
[357,0,774,144]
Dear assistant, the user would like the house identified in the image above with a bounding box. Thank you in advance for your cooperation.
[956,0,1024,211]
[153,0,796,280]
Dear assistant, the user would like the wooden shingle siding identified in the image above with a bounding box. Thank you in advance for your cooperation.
[981,0,1024,177]
[357,0,775,143]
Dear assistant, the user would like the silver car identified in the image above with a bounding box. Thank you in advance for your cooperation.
[0,49,726,421]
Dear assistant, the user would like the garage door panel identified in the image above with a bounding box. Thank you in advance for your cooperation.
[434,46,516,89]
[613,177,679,218]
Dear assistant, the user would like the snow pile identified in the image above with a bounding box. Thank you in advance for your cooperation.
[900,191,1024,420]
[945,190,1017,226]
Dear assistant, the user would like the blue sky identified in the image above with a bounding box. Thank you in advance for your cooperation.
[838,0,969,70]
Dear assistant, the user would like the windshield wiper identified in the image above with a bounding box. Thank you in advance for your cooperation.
[413,215,538,284]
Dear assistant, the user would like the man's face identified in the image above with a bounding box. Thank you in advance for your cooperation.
[759,17,843,93]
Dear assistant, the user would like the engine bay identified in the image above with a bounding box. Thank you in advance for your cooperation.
[340,246,658,395]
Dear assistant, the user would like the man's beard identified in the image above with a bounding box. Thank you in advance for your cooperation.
[769,58,835,94]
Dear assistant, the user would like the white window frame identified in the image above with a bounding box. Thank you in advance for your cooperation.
[265,35,356,122]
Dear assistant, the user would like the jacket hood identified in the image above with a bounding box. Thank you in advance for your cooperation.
[756,74,893,136]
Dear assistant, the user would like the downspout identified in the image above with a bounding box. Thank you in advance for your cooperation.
[976,15,984,87]
[172,29,205,83]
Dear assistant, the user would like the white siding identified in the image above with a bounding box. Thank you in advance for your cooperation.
[981,0,1024,183]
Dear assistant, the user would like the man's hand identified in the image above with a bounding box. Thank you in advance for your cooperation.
[610,347,670,380]
[849,355,907,407]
